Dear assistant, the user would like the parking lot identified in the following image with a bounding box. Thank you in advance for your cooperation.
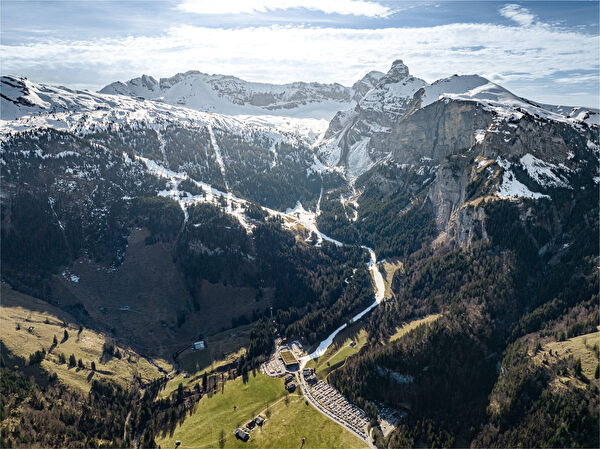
[262,355,285,376]
[374,401,404,437]
[308,380,369,437]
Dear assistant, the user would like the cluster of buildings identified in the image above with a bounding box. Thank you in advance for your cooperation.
[235,415,266,442]
[302,368,317,384]
[284,374,296,392]
[307,379,369,437]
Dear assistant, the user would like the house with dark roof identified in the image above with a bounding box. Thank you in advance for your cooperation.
[235,428,250,442]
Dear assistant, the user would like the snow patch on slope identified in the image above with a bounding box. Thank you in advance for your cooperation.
[496,157,550,200]
[497,170,550,200]
[284,201,343,247]
[519,153,571,189]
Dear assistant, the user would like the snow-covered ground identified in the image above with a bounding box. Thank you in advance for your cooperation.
[519,153,571,189]
[99,70,354,120]
[300,246,385,362]
[0,76,328,147]
[497,169,550,200]
[495,157,551,200]
[421,74,599,127]
[284,201,343,247]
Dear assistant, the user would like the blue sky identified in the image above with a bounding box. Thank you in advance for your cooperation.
[1,0,598,107]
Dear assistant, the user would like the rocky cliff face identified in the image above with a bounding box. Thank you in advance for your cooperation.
[312,58,599,252]
[319,60,429,176]
[386,100,493,163]
[351,70,385,102]
[319,61,598,179]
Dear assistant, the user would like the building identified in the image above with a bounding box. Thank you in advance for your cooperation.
[235,428,250,442]
[280,349,299,371]
[302,368,313,377]
[255,415,266,426]
[285,382,296,392]
[193,340,205,350]
[284,374,294,384]
[306,373,317,384]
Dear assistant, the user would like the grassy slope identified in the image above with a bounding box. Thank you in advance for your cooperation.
[0,283,170,393]
[156,374,367,449]
[310,330,368,380]
[176,325,253,374]
[309,315,442,380]
[381,259,404,299]
[389,314,442,342]
[158,348,246,400]
[229,396,368,449]
[534,329,600,383]
[157,374,284,448]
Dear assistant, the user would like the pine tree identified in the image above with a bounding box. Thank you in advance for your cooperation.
[63,329,69,341]
[218,429,226,449]
[574,358,582,376]
[53,335,58,346]
[91,361,96,371]
[69,354,76,366]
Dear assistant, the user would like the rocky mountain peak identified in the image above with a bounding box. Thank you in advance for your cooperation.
[387,59,410,79]
[351,70,385,101]
[131,74,159,91]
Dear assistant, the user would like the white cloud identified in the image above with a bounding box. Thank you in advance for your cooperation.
[177,0,392,17]
[499,4,537,27]
[1,23,598,106]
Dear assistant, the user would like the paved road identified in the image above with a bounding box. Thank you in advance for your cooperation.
[296,370,376,449]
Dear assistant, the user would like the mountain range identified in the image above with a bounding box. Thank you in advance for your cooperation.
[1,59,598,448]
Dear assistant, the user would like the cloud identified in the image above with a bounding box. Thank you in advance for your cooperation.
[499,4,537,27]
[176,0,392,17]
[2,23,598,106]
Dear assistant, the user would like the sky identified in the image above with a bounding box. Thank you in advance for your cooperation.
[1,0,598,107]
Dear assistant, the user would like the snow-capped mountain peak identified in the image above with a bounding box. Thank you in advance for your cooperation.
[351,70,385,102]
[418,74,491,108]
[0,75,329,147]
[358,59,428,117]
[385,59,410,80]
[417,74,600,126]
[100,71,356,120]
[317,61,598,178]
